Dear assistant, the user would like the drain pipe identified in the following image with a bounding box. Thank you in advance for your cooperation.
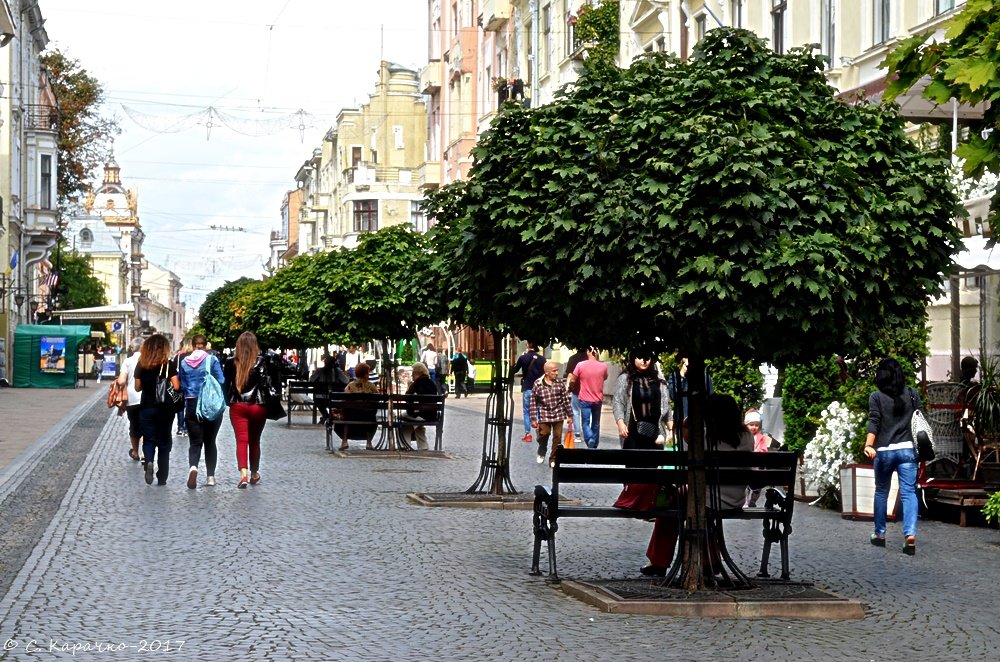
[531,0,539,105]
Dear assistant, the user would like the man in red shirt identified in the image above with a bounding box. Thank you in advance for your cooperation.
[570,347,608,448]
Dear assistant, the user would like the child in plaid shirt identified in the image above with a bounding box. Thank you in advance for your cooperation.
[530,361,573,467]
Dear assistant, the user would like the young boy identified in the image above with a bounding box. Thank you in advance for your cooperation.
[530,361,572,467]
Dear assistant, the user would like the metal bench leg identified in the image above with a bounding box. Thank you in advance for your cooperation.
[757,518,777,578]
[779,521,792,580]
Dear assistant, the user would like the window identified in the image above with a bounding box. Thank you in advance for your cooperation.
[820,0,835,63]
[411,201,426,232]
[771,0,787,54]
[79,228,93,248]
[695,14,707,42]
[542,4,552,74]
[351,146,362,167]
[730,0,744,27]
[873,0,890,45]
[353,200,378,233]
[566,12,576,55]
[936,0,956,15]
[40,154,52,209]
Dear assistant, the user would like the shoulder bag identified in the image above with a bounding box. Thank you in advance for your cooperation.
[257,360,286,421]
[155,363,185,413]
[909,388,935,462]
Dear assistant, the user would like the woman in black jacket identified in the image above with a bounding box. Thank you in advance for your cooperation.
[224,332,280,488]
[864,358,921,555]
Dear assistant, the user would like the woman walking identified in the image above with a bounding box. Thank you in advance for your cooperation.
[133,334,180,486]
[178,334,225,488]
[224,332,279,488]
[864,358,921,555]
[117,337,144,462]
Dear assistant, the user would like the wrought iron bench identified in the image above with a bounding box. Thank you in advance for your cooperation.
[531,449,798,582]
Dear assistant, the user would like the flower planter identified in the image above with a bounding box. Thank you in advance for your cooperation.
[840,463,898,521]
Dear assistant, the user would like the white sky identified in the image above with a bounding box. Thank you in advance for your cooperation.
[41,0,428,314]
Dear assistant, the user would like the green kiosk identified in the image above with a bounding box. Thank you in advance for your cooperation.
[13,324,92,388]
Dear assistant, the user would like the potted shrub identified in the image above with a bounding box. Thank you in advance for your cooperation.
[972,353,1000,486]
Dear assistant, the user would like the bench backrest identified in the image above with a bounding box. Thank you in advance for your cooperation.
[390,393,445,421]
[552,449,797,501]
[329,392,388,422]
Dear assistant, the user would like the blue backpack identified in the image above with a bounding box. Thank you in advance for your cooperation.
[196,355,225,421]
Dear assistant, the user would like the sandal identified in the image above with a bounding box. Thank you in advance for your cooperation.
[238,469,249,489]
[128,449,140,462]
[250,472,261,485]
[902,536,916,556]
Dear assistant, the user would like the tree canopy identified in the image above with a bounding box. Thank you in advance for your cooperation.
[884,0,1000,177]
[198,277,258,348]
[40,49,120,207]
[428,28,962,363]
[57,246,107,311]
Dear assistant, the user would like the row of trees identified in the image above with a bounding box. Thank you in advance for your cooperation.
[199,28,961,589]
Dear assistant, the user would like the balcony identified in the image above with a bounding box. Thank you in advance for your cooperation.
[420,60,441,94]
[24,104,59,131]
[343,164,415,188]
[481,0,511,31]
[417,161,441,189]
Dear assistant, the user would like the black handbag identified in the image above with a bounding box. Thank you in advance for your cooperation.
[257,360,286,421]
[155,363,184,413]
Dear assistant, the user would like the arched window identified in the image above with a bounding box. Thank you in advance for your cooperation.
[79,228,94,247]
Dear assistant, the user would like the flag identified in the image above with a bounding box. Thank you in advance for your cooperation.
[44,271,59,288]
[4,249,16,276]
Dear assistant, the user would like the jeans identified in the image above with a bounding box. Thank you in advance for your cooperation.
[521,388,533,435]
[580,400,603,448]
[139,406,174,484]
[453,371,468,398]
[874,446,918,538]
[185,399,222,477]
[570,393,582,438]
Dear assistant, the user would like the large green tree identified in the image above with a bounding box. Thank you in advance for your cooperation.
[884,0,1000,177]
[428,28,961,589]
[56,246,107,311]
[40,48,120,207]
[199,277,258,348]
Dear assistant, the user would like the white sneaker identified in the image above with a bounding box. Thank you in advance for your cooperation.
[206,476,216,487]
[536,454,545,464]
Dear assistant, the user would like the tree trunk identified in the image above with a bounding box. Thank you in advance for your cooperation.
[679,355,709,591]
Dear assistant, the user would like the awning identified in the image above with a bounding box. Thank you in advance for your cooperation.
[53,303,135,322]
[838,75,988,122]
[954,234,1000,273]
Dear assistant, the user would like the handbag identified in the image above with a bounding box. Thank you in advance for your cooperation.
[195,356,226,421]
[563,421,575,449]
[909,389,935,462]
[155,363,184,413]
[632,403,659,438]
[256,359,286,421]
[106,380,127,416]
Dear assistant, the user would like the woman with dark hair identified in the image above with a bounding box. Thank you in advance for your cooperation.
[613,348,671,449]
[133,334,181,486]
[864,357,921,555]
[177,334,225,488]
[224,332,280,488]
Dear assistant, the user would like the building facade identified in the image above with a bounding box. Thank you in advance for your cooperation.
[0,0,59,384]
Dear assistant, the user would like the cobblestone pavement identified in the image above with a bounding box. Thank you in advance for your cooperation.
[0,395,998,661]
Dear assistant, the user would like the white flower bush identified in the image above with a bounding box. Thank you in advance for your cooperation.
[803,401,863,496]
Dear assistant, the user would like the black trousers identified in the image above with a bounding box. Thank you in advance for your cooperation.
[184,399,222,476]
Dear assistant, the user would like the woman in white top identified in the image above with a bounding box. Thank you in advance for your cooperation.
[117,338,144,462]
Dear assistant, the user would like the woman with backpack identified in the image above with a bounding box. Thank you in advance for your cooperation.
[177,334,226,489]
[224,332,280,489]
[133,334,181,486]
